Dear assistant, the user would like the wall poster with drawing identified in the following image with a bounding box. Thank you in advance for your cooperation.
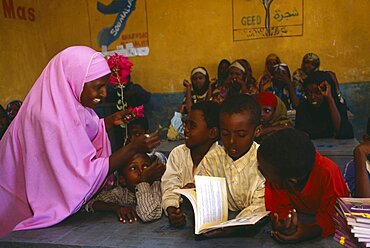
[232,0,304,41]
[88,0,149,55]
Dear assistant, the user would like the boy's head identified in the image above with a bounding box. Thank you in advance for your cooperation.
[184,101,220,149]
[257,128,316,190]
[6,100,22,121]
[220,94,261,160]
[127,117,149,143]
[118,153,152,192]
[303,71,339,107]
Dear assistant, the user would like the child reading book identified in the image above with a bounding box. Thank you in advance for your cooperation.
[257,128,349,243]
[198,94,265,217]
[85,152,165,223]
[161,101,220,227]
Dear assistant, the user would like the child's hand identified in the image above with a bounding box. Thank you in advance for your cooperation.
[140,161,165,184]
[271,209,297,236]
[181,183,195,189]
[167,207,186,227]
[318,81,332,98]
[116,206,137,224]
[270,209,321,243]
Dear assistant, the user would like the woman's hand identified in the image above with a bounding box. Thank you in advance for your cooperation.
[130,131,161,153]
[104,110,135,131]
[115,206,137,224]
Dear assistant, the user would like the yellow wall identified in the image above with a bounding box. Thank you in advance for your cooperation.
[1,0,369,106]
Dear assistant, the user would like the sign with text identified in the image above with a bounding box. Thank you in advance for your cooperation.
[89,0,149,53]
[232,0,304,41]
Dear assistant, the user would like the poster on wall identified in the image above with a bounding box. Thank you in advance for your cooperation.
[88,0,149,56]
[232,0,304,41]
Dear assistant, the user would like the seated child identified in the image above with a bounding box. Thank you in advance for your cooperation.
[85,152,165,223]
[198,94,265,218]
[295,71,353,139]
[255,92,293,143]
[258,128,349,243]
[127,117,167,165]
[6,100,22,122]
[344,117,370,197]
[181,66,213,114]
[161,101,220,227]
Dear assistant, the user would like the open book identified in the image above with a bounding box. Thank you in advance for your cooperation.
[174,175,269,235]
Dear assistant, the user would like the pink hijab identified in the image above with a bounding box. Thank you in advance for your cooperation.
[0,46,112,237]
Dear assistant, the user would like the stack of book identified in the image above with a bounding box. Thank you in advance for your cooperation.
[334,198,370,247]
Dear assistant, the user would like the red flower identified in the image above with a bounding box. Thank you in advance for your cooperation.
[107,53,133,86]
[128,105,144,118]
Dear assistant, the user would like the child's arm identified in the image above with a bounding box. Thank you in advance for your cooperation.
[236,172,265,217]
[85,188,137,223]
[183,79,192,112]
[354,141,370,197]
[135,181,162,222]
[92,201,137,223]
[161,148,187,227]
[319,81,341,134]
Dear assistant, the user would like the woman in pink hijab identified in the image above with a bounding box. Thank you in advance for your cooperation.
[0,46,160,237]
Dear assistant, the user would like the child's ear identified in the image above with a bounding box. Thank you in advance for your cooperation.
[254,125,262,137]
[118,176,126,187]
[208,127,218,140]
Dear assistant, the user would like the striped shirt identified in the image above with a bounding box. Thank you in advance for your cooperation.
[161,143,219,212]
[197,142,265,217]
[85,181,162,222]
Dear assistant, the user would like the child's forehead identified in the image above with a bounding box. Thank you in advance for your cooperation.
[128,153,151,163]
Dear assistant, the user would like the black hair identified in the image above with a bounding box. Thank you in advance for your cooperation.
[258,128,316,179]
[220,94,261,128]
[303,71,339,103]
[367,117,370,136]
[127,117,149,136]
[191,101,220,130]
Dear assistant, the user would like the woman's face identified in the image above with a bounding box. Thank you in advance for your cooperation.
[302,62,316,75]
[80,74,109,108]
[191,72,207,91]
[260,106,275,125]
[304,84,324,107]
[226,67,245,85]
[266,58,280,74]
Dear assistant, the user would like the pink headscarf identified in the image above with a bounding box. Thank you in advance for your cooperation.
[0,46,112,237]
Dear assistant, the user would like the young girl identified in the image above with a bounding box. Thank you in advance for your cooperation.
[85,152,165,223]
[181,66,212,114]
[295,71,353,139]
[162,101,220,227]
[255,92,292,143]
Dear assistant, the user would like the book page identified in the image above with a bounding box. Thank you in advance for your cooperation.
[195,175,228,233]
[209,211,270,230]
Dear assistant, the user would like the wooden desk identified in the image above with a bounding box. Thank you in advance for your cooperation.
[312,138,359,172]
[0,212,340,248]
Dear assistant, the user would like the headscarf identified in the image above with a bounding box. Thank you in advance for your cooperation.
[0,46,112,237]
[292,53,320,95]
[257,92,292,127]
[217,59,230,87]
[257,53,281,92]
[190,66,210,96]
[302,53,320,71]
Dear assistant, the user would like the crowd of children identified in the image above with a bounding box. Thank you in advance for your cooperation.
[2,50,369,245]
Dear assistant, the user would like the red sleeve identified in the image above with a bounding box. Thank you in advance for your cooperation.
[315,156,350,237]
